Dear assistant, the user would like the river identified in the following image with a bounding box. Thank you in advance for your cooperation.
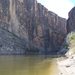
[0,55,60,75]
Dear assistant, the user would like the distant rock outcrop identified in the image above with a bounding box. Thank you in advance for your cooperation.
[67,7,75,33]
[0,0,67,53]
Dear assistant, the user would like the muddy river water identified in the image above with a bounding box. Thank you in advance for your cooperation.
[0,55,60,75]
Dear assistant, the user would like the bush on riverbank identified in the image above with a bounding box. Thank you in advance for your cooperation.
[25,49,40,52]
[58,30,75,54]
[66,31,75,52]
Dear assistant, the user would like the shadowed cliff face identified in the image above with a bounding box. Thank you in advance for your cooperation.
[67,7,75,33]
[0,0,67,52]
[0,27,26,55]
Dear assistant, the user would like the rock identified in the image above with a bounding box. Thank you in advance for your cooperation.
[71,55,75,60]
[0,27,26,55]
[65,65,70,68]
[67,6,75,33]
[0,0,67,53]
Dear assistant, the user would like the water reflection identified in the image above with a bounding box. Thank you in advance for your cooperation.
[0,55,59,75]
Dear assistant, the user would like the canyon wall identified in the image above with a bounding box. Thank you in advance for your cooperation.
[0,0,67,53]
[0,27,26,55]
[67,6,75,33]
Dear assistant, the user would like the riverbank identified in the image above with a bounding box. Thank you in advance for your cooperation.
[57,54,75,75]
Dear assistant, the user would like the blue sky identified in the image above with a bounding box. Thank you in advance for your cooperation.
[37,0,75,19]
[70,0,75,4]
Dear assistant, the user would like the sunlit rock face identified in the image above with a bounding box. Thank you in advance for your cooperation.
[67,7,75,33]
[0,0,67,52]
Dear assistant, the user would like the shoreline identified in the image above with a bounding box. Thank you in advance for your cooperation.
[57,54,75,75]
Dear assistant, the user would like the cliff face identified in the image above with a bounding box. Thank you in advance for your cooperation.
[67,7,75,33]
[0,0,67,52]
[0,27,26,55]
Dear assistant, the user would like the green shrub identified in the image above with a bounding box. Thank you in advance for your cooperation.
[62,43,68,47]
[26,49,40,52]
[66,31,75,48]
[58,31,75,54]
[66,31,75,52]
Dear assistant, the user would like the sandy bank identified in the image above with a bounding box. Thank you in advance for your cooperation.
[57,55,75,75]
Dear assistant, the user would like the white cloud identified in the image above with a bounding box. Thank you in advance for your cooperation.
[37,0,74,18]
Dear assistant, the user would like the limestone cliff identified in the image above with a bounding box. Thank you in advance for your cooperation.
[0,27,26,54]
[67,6,75,33]
[0,0,67,53]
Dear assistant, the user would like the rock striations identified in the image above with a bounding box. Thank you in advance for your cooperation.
[0,27,26,55]
[0,0,67,54]
[67,6,75,33]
